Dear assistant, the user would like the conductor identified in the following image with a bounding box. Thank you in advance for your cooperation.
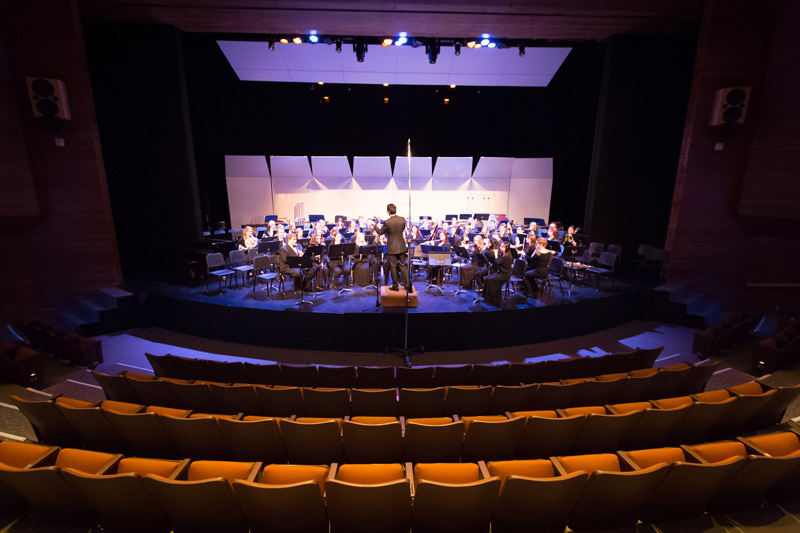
[374,203,410,292]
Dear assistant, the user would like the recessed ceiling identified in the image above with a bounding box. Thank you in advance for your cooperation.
[218,40,571,87]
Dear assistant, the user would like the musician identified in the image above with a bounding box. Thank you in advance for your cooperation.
[560,225,578,246]
[346,220,357,235]
[475,237,497,292]
[408,224,422,242]
[275,225,287,244]
[528,221,539,236]
[349,226,363,243]
[448,225,462,247]
[524,237,555,296]
[460,234,484,289]
[351,232,371,286]
[326,228,348,289]
[295,228,304,242]
[374,203,410,291]
[422,230,451,285]
[460,221,473,238]
[523,234,538,255]
[279,233,314,292]
[238,226,258,251]
[308,234,328,290]
[546,223,560,241]
[264,220,277,237]
[371,233,390,285]
[484,241,513,306]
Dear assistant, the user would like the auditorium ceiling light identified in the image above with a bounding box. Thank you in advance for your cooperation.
[292,36,302,44]
[279,38,288,44]
[382,38,393,47]
[395,32,408,46]
[450,84,456,89]
[308,31,318,43]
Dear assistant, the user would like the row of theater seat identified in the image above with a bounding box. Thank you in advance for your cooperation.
[92,361,719,419]
[2,429,800,532]
[12,381,799,464]
[144,346,665,387]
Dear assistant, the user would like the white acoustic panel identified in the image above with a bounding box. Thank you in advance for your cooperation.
[225,156,273,227]
[270,156,312,178]
[433,157,473,178]
[225,155,270,178]
[353,156,392,179]
[508,158,553,224]
[473,157,514,179]
[391,156,432,179]
[311,156,352,179]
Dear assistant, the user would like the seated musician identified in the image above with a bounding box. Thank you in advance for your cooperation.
[484,241,513,306]
[408,224,422,242]
[279,233,316,292]
[475,237,497,292]
[325,228,348,289]
[422,230,451,284]
[448,225,462,247]
[528,221,539,236]
[308,234,328,290]
[546,223,560,241]
[524,237,555,296]
[460,234,484,289]
[352,231,371,286]
[238,225,258,251]
[275,225,287,244]
[560,225,578,246]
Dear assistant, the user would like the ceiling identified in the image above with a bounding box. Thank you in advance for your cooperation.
[79,0,705,88]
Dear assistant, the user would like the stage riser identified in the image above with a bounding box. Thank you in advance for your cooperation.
[143,290,645,353]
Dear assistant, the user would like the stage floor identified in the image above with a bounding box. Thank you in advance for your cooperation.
[143,275,646,352]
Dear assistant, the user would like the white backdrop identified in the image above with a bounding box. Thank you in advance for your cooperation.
[225,155,553,226]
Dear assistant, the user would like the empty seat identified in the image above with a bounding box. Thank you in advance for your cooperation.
[403,417,465,463]
[433,364,472,387]
[395,365,435,388]
[318,365,358,388]
[11,395,82,447]
[0,441,58,519]
[469,363,510,385]
[398,387,445,418]
[241,362,283,386]
[280,417,344,464]
[55,401,126,452]
[356,366,396,388]
[303,387,351,418]
[92,370,140,403]
[531,381,580,410]
[569,410,642,454]
[444,385,492,416]
[206,382,261,416]
[218,416,287,464]
[254,385,305,417]
[158,414,232,460]
[103,408,183,459]
[460,416,526,462]
[279,364,319,387]
[487,384,537,414]
[516,413,586,459]
[350,388,398,417]
[342,417,403,463]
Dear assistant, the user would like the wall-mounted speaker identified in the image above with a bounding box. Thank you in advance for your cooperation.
[709,86,751,126]
[25,76,71,120]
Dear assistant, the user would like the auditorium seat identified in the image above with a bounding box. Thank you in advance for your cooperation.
[141,459,259,533]
[350,388,398,417]
[326,463,412,533]
[570,375,626,406]
[531,381,580,410]
[694,387,776,438]
[11,394,82,447]
[303,387,351,418]
[620,446,744,524]
[675,359,720,395]
[747,383,800,428]
[125,373,176,408]
[653,395,737,445]
[158,414,233,460]
[218,416,287,464]
[395,365,435,388]
[342,417,403,463]
[611,372,657,403]
[55,401,128,452]
[0,440,59,519]
[432,364,472,387]
[280,417,344,464]
[444,385,492,416]
[569,410,642,454]
[242,361,283,385]
[280,364,319,387]
[684,440,800,514]
[318,364,358,388]
[60,457,187,533]
[487,383,537,414]
[206,382,261,416]
[740,430,800,501]
[412,462,501,533]
[0,447,121,527]
[460,415,526,462]
[254,385,305,417]
[103,409,183,458]
[487,459,588,533]
[469,363,510,385]
[402,417,465,463]
[643,363,691,399]
[356,366,396,389]
[165,380,219,413]
[92,370,140,403]
[398,387,445,418]
[506,361,546,385]
[516,413,585,459]
[553,453,669,531]
[232,464,329,533]
[610,402,691,450]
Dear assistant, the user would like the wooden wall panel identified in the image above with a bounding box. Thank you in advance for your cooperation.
[665,0,800,304]
[0,0,122,316]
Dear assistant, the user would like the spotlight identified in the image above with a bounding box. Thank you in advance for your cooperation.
[323,96,330,103]
[466,41,476,48]
[426,39,440,64]
[487,42,496,48]
[383,97,389,104]
[454,42,461,56]
[474,43,482,49]
[279,38,289,44]
[450,84,456,89]
[335,39,342,53]
[395,32,408,46]
[318,81,324,85]
[480,38,490,47]
[443,98,450,104]
[309,34,319,43]
[383,83,389,87]
[268,39,274,51]
[354,40,367,62]
[382,38,393,47]
[519,45,525,56]
[292,36,302,44]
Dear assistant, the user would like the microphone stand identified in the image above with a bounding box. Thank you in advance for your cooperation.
[386,139,424,366]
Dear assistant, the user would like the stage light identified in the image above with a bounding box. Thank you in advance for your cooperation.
[318,81,324,85]
[335,39,342,53]
[519,45,525,56]
[383,83,389,87]
[480,38,490,47]
[309,33,319,43]
[450,84,456,89]
[466,41,476,48]
[323,96,330,102]
[454,43,461,56]
[474,43,482,49]
[293,36,302,44]
[395,32,408,46]
[426,39,440,64]
[354,41,367,62]
[481,33,490,38]
[487,42,496,48]
[382,38,393,47]
[280,38,289,44]
[268,39,274,51]
[443,98,450,104]
[384,97,389,104]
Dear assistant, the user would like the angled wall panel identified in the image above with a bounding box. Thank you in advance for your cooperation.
[509,158,553,224]
[225,155,272,226]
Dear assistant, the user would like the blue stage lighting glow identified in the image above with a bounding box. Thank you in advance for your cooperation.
[487,42,496,48]
[480,38,490,47]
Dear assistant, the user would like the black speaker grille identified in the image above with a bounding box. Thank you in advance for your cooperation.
[725,88,747,106]
[31,78,55,97]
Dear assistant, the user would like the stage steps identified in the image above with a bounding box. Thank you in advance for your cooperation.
[52,287,139,336]
[652,282,725,328]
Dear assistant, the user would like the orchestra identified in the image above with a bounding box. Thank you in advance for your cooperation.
[239,214,580,305]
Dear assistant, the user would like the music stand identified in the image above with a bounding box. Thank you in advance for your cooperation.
[329,242,357,295]
[362,244,387,312]
[546,240,562,253]
[562,245,586,263]
[357,245,378,290]
[285,255,313,305]
[473,250,493,303]
[453,245,471,295]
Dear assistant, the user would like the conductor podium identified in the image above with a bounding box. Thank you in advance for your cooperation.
[380,285,418,307]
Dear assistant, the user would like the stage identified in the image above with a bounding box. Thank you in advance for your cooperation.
[142,276,646,353]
